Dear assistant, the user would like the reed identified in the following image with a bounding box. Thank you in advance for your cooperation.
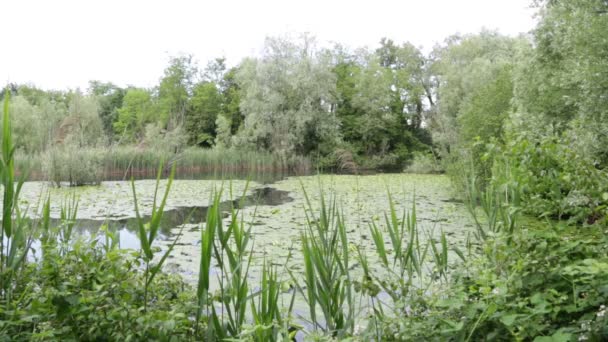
[131,161,183,312]
[16,146,311,185]
[291,187,356,338]
[0,90,32,307]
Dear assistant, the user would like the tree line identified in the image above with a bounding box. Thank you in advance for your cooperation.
[3,0,606,179]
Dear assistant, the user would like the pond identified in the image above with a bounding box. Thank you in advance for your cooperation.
[11,173,476,326]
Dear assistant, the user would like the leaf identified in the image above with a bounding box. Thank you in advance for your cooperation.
[533,331,573,342]
[499,314,520,327]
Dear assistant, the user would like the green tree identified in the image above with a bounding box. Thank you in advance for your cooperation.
[113,88,155,142]
[186,82,222,147]
[431,31,522,153]
[330,45,364,146]
[158,55,198,128]
[514,0,608,165]
[63,91,104,148]
[376,38,434,130]
[9,95,65,153]
[219,67,244,135]
[88,81,126,138]
[236,35,339,157]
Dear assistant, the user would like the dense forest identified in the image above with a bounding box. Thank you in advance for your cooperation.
[0,0,607,340]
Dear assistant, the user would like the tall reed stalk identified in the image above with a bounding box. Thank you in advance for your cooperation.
[196,182,265,340]
[291,187,356,338]
[132,162,182,312]
[0,90,31,307]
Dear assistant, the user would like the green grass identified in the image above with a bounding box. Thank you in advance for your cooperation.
[15,146,311,186]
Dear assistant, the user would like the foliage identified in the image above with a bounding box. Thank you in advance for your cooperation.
[158,55,198,128]
[236,35,340,158]
[513,0,608,168]
[6,35,438,173]
[186,82,222,147]
[404,151,443,174]
[42,145,104,186]
[113,88,156,142]
[489,135,608,224]
[89,81,126,138]
[328,42,434,170]
[376,177,608,341]
[9,240,199,341]
[8,95,65,154]
[431,30,524,183]
[196,186,297,341]
[294,189,356,338]
[0,89,31,312]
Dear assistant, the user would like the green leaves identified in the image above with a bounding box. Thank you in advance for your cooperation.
[294,187,356,338]
[0,88,31,305]
[131,161,178,312]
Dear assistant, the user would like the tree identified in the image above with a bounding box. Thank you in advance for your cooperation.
[429,31,524,181]
[514,0,608,166]
[113,88,155,142]
[88,81,125,138]
[236,35,339,156]
[376,38,433,130]
[431,31,523,152]
[9,95,65,153]
[219,67,244,135]
[329,45,364,146]
[185,82,222,147]
[62,91,104,148]
[158,55,198,128]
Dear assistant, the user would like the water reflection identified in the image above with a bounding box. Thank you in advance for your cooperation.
[65,187,294,249]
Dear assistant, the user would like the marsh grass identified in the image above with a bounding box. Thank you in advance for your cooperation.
[18,146,311,185]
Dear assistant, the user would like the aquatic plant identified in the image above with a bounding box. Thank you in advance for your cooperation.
[0,90,31,305]
[292,187,357,338]
[131,162,182,312]
[19,145,311,185]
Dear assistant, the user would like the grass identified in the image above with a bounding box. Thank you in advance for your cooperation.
[15,145,311,186]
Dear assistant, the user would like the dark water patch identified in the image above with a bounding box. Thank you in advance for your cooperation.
[441,197,464,204]
[62,187,294,243]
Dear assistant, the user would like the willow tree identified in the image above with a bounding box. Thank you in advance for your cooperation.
[9,95,66,153]
[428,31,526,183]
[515,0,608,166]
[235,35,340,157]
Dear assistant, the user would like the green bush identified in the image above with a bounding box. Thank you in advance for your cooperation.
[6,241,199,341]
[491,135,608,224]
[404,151,444,174]
[375,180,608,341]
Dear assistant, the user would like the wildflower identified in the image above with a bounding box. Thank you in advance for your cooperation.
[492,288,500,295]
[578,334,588,341]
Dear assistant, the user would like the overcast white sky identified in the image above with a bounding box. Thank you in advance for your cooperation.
[1,0,537,91]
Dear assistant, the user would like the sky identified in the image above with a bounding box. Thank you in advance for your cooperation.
[1,0,538,91]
